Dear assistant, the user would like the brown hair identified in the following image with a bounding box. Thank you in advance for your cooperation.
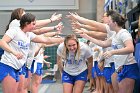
[20,13,35,29]
[107,10,126,27]
[5,8,25,31]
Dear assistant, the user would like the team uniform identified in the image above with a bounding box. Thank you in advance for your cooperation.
[26,42,37,70]
[112,29,139,82]
[31,44,44,76]
[0,27,36,81]
[57,42,92,84]
[94,24,115,84]
[102,47,115,84]
[89,43,103,78]
[9,19,20,28]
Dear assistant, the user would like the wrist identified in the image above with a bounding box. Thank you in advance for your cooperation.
[81,24,85,28]
[110,50,114,55]
[54,26,56,30]
[11,50,16,56]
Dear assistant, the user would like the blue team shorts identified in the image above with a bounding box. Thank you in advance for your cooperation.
[117,63,139,82]
[0,62,20,82]
[94,61,104,77]
[110,62,115,75]
[19,64,29,78]
[103,67,112,84]
[62,69,88,85]
[30,60,35,73]
[31,61,43,76]
[92,67,96,78]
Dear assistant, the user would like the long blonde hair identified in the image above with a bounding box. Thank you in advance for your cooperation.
[62,34,81,63]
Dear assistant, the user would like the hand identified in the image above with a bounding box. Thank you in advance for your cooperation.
[44,60,52,68]
[71,21,82,29]
[55,22,64,32]
[66,12,79,21]
[50,13,62,22]
[98,61,104,71]
[44,55,50,59]
[73,29,83,34]
[103,51,113,58]
[117,66,123,72]
[79,29,90,39]
[13,51,23,59]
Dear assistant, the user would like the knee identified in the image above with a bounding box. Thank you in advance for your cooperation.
[32,80,41,87]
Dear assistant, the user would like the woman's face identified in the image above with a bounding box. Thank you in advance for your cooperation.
[108,16,115,31]
[66,39,78,53]
[101,13,109,24]
[25,21,36,32]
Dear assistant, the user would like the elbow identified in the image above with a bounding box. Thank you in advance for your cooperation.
[126,46,134,53]
[129,48,134,53]
[101,43,108,48]
[0,40,4,48]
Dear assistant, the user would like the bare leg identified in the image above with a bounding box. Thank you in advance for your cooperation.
[105,83,114,93]
[2,75,18,93]
[73,80,86,93]
[31,74,42,93]
[27,71,32,92]
[99,76,108,93]
[118,78,135,93]
[93,76,102,93]
[111,72,119,93]
[88,78,96,92]
[63,83,73,93]
[108,83,114,93]
[17,75,26,93]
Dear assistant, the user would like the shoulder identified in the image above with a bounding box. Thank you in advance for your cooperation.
[57,42,64,55]
[79,42,91,50]
[6,27,20,34]
[57,42,64,49]
[118,29,132,42]
[119,29,131,37]
[9,19,20,28]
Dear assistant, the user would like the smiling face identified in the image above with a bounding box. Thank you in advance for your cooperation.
[66,39,78,53]
[64,34,79,53]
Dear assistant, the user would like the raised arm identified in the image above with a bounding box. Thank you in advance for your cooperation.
[79,32,111,48]
[66,12,107,33]
[44,32,58,37]
[71,21,99,31]
[35,13,62,28]
[33,22,64,35]
[74,28,107,40]
[31,35,64,45]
